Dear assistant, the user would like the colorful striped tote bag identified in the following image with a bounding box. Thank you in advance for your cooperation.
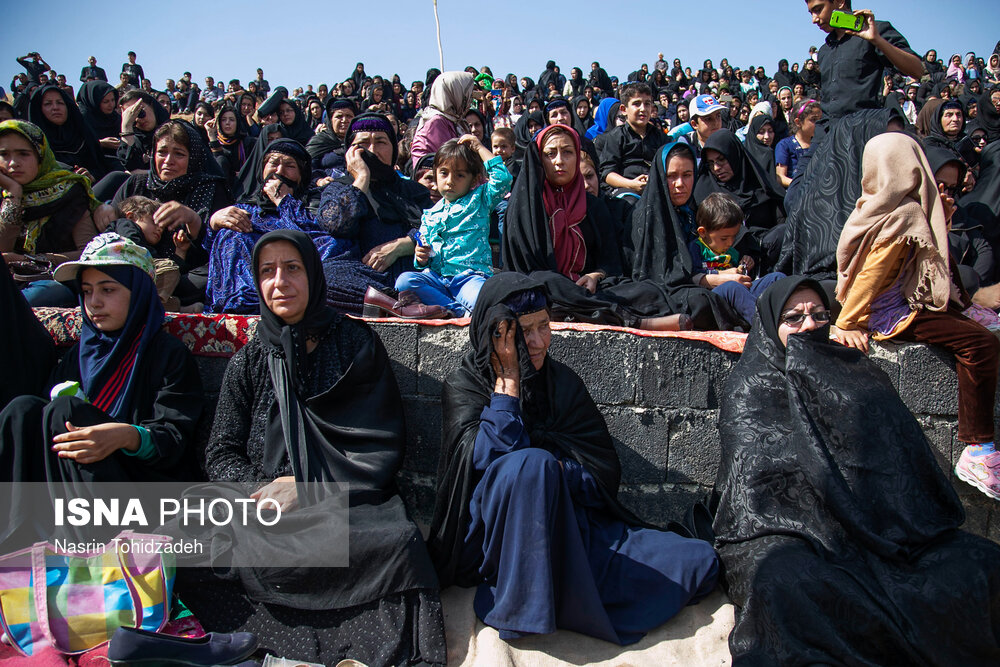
[0,531,174,656]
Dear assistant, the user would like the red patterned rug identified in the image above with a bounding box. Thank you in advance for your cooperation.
[34,308,747,356]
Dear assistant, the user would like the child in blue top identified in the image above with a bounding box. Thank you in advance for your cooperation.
[395,134,512,316]
[688,192,784,325]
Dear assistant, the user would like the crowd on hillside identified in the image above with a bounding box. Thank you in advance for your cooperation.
[3,1,1000,665]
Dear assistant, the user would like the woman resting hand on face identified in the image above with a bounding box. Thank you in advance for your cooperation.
[427,272,719,645]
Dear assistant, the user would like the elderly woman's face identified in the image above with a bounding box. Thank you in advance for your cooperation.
[540,131,577,188]
[350,130,394,166]
[262,151,301,185]
[518,309,552,371]
[257,240,309,324]
[465,112,484,140]
[330,108,354,138]
[777,287,828,347]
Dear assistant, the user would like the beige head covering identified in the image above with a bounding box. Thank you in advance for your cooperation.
[836,132,958,312]
[416,71,475,133]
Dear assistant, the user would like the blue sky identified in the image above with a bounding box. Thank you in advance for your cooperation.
[5,1,999,93]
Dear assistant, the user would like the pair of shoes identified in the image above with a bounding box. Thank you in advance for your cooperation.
[955,446,1000,501]
[107,627,258,666]
[362,286,448,319]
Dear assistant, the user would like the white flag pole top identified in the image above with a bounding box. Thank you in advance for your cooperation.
[434,0,444,72]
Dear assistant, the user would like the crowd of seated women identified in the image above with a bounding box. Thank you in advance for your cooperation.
[3,32,1000,665]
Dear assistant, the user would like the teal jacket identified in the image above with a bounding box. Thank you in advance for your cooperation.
[417,156,512,277]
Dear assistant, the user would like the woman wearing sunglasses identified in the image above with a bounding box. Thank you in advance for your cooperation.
[713,273,1000,664]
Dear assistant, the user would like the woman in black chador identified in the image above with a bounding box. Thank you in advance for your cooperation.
[180,230,445,667]
[713,275,1000,665]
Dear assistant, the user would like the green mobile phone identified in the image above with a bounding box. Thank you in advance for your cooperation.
[829,10,864,31]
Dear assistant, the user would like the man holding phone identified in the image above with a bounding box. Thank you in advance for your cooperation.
[805,0,924,120]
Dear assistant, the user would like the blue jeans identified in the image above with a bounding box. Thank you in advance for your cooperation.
[21,279,76,307]
[395,268,488,316]
[713,271,786,324]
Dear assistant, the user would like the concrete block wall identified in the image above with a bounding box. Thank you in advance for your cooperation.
[192,321,1000,543]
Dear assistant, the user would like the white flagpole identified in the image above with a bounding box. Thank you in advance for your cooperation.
[433,0,444,72]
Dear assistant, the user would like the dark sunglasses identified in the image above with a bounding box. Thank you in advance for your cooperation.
[780,309,831,326]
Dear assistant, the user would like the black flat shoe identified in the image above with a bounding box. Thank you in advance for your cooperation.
[107,627,258,666]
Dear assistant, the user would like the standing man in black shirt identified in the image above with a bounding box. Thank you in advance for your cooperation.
[80,56,108,83]
[805,0,924,120]
[121,51,145,88]
[16,52,49,83]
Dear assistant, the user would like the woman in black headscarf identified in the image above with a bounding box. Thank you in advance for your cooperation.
[76,80,122,164]
[349,62,367,94]
[924,49,944,75]
[233,123,290,202]
[923,99,967,151]
[111,120,232,305]
[28,84,108,179]
[305,98,356,170]
[974,89,1000,145]
[695,129,785,268]
[777,108,904,279]
[713,274,1000,665]
[316,113,433,313]
[743,113,783,195]
[565,67,586,97]
[426,272,718,644]
[275,98,314,145]
[180,230,446,666]
[571,94,594,135]
[205,138,351,313]
[631,142,749,330]
[503,124,688,330]
[925,146,995,291]
[512,109,544,157]
[209,104,255,189]
[771,59,799,91]
[114,90,171,172]
[237,91,260,138]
